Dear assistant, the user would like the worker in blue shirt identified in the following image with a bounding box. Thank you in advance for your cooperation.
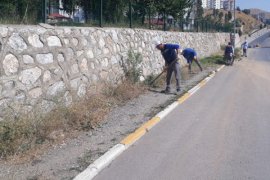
[181,48,203,73]
[156,42,181,93]
[224,42,234,65]
[241,40,248,57]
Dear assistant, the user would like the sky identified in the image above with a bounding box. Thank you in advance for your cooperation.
[236,0,270,12]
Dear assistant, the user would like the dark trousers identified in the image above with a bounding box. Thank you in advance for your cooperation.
[243,49,247,57]
[166,62,180,91]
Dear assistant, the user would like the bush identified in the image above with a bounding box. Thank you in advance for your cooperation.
[120,49,143,84]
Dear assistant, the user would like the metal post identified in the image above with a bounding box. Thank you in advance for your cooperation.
[148,7,151,29]
[129,0,132,28]
[42,0,48,23]
[163,12,166,31]
[99,0,103,27]
[233,0,236,46]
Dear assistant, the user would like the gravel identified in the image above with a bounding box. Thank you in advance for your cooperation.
[0,65,218,180]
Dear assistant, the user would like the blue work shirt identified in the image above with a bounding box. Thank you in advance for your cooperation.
[242,42,248,49]
[224,45,234,55]
[161,44,180,64]
[182,48,197,63]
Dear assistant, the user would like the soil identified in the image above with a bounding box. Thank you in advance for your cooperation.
[0,65,219,180]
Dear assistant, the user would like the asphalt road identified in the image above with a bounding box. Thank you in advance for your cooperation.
[94,37,270,180]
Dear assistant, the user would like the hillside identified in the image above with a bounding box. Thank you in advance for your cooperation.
[250,8,270,19]
[204,9,262,34]
[235,10,263,33]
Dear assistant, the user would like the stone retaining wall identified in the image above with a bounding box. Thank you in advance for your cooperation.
[0,25,233,118]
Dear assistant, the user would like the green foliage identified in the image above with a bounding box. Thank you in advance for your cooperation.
[218,12,224,22]
[200,55,224,65]
[242,9,250,15]
[195,0,204,20]
[61,0,193,24]
[154,0,193,20]
[234,48,241,59]
[0,117,45,158]
[228,11,232,21]
[0,0,43,24]
[120,49,143,84]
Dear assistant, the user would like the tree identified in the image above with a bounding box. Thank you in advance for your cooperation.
[62,0,80,15]
[218,12,223,22]
[242,9,250,15]
[224,13,229,23]
[60,0,194,25]
[0,0,43,24]
[228,11,232,21]
[154,0,193,20]
[195,0,203,20]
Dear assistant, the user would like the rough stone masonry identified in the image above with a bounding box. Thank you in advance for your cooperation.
[0,25,235,119]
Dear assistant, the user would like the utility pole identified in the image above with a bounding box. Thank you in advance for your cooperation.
[233,0,236,47]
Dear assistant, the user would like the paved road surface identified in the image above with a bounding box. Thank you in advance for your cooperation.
[94,37,270,180]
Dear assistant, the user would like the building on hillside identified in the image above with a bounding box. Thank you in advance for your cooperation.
[207,0,212,9]
[220,0,224,9]
[202,0,235,10]
[202,0,208,8]
[212,0,221,9]
[223,0,235,11]
[202,0,222,9]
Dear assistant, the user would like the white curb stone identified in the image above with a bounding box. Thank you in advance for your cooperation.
[156,101,179,119]
[74,144,125,180]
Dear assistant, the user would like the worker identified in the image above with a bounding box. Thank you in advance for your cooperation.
[181,48,203,73]
[156,42,181,94]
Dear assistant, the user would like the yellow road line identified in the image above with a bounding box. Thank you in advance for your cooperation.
[121,128,146,146]
[198,79,207,87]
[178,93,191,104]
[137,117,161,131]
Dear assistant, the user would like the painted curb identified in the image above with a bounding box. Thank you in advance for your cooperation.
[74,144,125,180]
[73,65,225,180]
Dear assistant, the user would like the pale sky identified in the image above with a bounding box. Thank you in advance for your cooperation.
[236,0,270,12]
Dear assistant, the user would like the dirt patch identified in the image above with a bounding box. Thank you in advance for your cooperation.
[0,65,219,180]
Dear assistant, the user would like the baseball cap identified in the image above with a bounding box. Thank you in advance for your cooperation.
[155,40,161,46]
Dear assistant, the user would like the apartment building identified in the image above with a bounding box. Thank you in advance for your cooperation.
[202,0,208,8]
[223,0,235,11]
[213,0,221,9]
[201,0,234,10]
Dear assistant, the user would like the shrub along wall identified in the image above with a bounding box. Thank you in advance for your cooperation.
[0,25,236,118]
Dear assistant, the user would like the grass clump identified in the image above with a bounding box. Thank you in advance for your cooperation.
[200,55,224,65]
[121,49,143,84]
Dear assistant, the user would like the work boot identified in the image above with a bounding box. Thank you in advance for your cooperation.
[161,88,171,94]
[176,88,181,95]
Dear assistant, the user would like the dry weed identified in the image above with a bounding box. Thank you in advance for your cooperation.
[0,79,145,160]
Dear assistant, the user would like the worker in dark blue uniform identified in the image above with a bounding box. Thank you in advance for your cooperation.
[224,42,234,65]
[156,42,181,93]
[181,48,203,73]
